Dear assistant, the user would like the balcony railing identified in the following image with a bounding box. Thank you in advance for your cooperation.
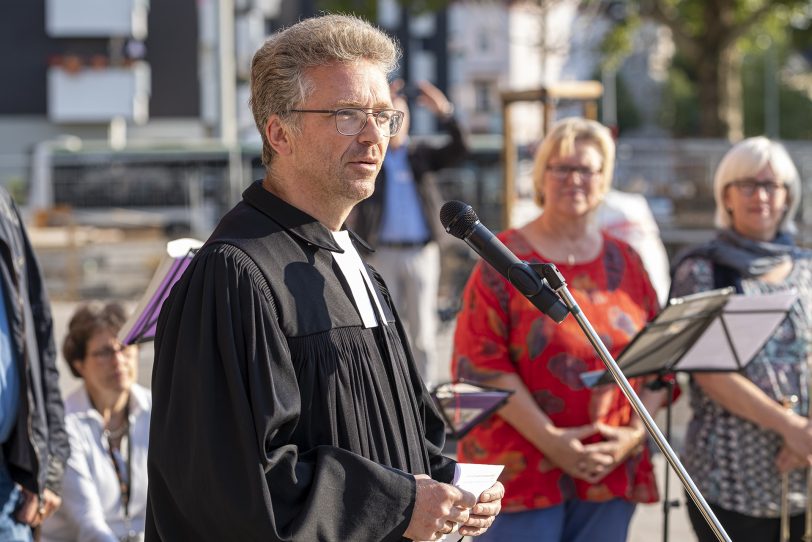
[46,0,149,39]
[48,62,151,123]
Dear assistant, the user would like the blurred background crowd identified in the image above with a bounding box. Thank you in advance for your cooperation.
[4,0,812,307]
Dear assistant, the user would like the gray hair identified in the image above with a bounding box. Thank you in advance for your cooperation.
[532,117,616,207]
[250,14,401,167]
[713,136,801,234]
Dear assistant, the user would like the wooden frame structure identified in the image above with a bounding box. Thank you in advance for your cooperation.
[500,81,603,227]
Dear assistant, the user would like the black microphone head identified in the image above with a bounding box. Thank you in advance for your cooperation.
[440,200,479,239]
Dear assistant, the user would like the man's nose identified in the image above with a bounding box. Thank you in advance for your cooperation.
[357,116,386,144]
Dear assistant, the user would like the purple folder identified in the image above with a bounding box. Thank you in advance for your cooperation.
[430,381,514,439]
[119,238,203,345]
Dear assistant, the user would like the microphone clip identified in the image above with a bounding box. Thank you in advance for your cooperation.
[528,262,566,291]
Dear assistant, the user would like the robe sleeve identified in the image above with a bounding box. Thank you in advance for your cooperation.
[147,244,416,542]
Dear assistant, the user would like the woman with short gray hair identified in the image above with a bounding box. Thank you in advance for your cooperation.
[672,136,812,541]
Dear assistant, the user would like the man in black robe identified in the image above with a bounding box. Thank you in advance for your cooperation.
[146,14,503,542]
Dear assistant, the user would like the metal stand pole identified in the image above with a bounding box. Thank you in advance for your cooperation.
[664,386,672,542]
[535,263,731,542]
[647,377,680,542]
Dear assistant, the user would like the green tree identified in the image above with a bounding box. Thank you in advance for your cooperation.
[315,0,448,22]
[601,0,811,139]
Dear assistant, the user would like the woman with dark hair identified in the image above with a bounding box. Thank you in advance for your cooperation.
[41,302,149,542]
[672,136,812,542]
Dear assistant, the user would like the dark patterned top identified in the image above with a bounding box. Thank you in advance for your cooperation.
[671,253,812,517]
[452,229,662,512]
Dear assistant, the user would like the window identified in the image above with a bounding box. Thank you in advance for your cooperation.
[474,81,493,113]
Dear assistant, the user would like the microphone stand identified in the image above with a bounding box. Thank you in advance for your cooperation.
[533,262,731,542]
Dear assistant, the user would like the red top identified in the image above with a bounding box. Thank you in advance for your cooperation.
[452,230,664,512]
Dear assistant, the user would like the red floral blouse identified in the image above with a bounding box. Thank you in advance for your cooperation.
[452,229,663,512]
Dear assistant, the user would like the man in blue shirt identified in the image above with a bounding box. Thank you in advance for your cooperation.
[352,80,468,388]
[0,186,68,541]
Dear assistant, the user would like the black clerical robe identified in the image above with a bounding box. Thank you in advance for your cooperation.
[146,181,455,542]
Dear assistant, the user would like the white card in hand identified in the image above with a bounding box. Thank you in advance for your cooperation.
[452,463,504,499]
[440,463,504,542]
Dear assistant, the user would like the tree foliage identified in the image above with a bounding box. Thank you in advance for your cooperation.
[314,0,448,22]
[601,0,812,139]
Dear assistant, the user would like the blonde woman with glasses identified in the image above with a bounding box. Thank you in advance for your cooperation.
[452,116,671,541]
[671,136,812,542]
[41,302,149,542]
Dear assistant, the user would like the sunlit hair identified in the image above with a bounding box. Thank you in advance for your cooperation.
[531,117,615,207]
[250,14,401,167]
[62,301,128,378]
[713,136,801,234]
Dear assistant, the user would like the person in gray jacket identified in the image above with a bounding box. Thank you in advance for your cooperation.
[0,185,69,541]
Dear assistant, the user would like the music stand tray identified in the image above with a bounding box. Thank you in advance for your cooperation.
[593,287,797,385]
[430,380,514,439]
[119,238,203,345]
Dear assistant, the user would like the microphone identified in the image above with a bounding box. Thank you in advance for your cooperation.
[440,200,569,324]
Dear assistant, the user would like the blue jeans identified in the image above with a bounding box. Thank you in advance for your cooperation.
[0,458,32,542]
[477,498,636,542]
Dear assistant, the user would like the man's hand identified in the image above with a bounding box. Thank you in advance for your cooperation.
[390,78,453,119]
[17,487,61,527]
[403,474,476,541]
[458,481,504,537]
[414,81,454,119]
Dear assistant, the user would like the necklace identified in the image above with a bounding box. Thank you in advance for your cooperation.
[104,418,129,441]
[532,217,600,266]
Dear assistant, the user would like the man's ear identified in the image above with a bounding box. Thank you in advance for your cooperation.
[266,114,294,156]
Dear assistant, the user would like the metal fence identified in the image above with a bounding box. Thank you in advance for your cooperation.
[6,136,812,300]
[613,138,812,252]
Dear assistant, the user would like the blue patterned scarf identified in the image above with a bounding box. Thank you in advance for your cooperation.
[674,229,797,278]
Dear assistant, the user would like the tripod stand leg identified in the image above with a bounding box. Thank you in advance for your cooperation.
[663,463,670,542]
[781,395,799,542]
[662,384,673,542]
[804,467,812,542]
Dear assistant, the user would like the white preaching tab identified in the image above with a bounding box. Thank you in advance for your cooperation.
[331,231,388,328]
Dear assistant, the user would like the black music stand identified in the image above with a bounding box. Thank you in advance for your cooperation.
[430,380,514,439]
[584,287,798,542]
[594,287,795,384]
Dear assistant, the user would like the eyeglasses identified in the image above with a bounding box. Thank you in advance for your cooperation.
[288,108,405,137]
[546,165,602,181]
[89,343,135,361]
[730,178,786,197]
